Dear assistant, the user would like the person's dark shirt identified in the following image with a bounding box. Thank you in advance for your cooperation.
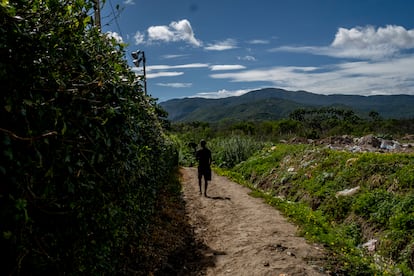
[196,147,212,168]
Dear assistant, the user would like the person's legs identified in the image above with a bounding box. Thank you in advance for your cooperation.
[204,167,211,197]
[204,179,208,197]
[198,177,202,195]
[198,167,202,195]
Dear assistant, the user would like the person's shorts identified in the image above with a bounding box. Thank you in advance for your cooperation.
[198,167,211,181]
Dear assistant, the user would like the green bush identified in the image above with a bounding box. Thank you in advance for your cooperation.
[209,135,265,168]
[1,1,177,274]
[352,190,397,226]
[395,165,414,189]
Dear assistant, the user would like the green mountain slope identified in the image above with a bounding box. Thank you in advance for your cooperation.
[160,88,414,122]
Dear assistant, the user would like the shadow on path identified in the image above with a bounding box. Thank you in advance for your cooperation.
[205,195,231,200]
[155,194,226,275]
[156,232,224,276]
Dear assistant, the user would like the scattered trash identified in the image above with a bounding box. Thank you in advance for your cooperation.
[289,134,414,153]
[356,134,382,148]
[336,186,360,197]
[322,172,334,180]
[362,239,378,252]
[380,140,401,150]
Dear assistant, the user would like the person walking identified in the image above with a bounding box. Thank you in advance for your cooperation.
[196,139,212,197]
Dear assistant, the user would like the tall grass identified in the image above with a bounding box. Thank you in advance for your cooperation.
[208,136,266,168]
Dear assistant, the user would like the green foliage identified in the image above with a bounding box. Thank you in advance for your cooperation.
[216,143,414,274]
[1,0,177,274]
[395,165,414,189]
[168,133,196,166]
[161,88,414,123]
[209,136,265,168]
[232,143,307,180]
[167,111,414,143]
[353,190,397,225]
[169,122,212,166]
[289,107,364,138]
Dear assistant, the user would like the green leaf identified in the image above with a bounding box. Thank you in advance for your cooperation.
[3,231,12,240]
[23,99,33,106]
[61,121,67,135]
[4,148,13,160]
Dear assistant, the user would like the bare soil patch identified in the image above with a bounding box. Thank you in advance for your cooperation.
[180,167,328,275]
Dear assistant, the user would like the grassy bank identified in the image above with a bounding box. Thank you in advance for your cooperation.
[215,143,414,275]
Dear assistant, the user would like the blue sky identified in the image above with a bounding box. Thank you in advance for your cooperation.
[102,0,414,102]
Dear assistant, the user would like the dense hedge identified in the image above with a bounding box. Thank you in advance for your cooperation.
[1,0,177,274]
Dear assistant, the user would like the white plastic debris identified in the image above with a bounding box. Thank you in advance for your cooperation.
[362,239,378,252]
[335,186,360,197]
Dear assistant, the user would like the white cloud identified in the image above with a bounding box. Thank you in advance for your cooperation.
[146,71,184,79]
[134,31,145,45]
[147,25,174,41]
[248,39,269,44]
[210,65,246,71]
[193,88,253,98]
[157,82,192,88]
[162,54,189,59]
[147,63,209,71]
[106,31,123,43]
[170,19,201,47]
[271,25,414,60]
[145,63,208,79]
[332,25,414,49]
[145,19,201,46]
[209,55,414,96]
[238,55,256,61]
[204,39,237,51]
[327,25,414,59]
[123,0,135,5]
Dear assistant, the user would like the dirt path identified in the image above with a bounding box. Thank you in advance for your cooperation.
[181,167,328,276]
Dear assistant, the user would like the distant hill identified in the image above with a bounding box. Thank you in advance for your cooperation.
[160,88,414,122]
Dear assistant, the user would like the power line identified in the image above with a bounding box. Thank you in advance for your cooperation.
[108,0,124,39]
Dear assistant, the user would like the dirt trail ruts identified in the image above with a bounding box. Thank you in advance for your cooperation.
[181,167,327,276]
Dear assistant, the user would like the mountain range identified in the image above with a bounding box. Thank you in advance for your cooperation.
[159,88,414,123]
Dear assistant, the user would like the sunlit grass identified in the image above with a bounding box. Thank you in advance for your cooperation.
[216,144,414,275]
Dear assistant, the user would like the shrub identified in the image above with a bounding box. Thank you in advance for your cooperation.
[1,1,177,274]
[209,135,265,168]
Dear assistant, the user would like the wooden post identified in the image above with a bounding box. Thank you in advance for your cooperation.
[94,0,101,30]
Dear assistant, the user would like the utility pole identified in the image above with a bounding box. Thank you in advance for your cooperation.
[131,50,147,95]
[93,0,101,30]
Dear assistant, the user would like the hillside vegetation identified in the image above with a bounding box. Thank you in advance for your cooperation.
[160,88,414,122]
